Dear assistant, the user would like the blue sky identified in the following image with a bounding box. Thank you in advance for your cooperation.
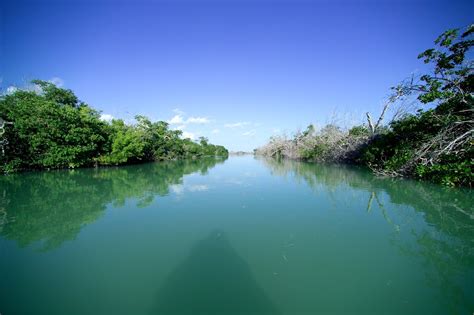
[1,0,472,151]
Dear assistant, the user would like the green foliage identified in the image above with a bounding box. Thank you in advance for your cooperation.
[302,124,315,137]
[348,125,370,137]
[414,154,473,187]
[360,24,473,186]
[98,120,146,165]
[0,81,228,172]
[299,143,328,161]
[361,109,445,168]
[413,24,473,104]
[258,24,473,187]
[31,79,80,107]
[0,89,108,171]
[360,101,473,186]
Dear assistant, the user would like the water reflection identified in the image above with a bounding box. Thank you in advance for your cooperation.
[0,158,226,251]
[258,157,474,314]
[152,230,280,315]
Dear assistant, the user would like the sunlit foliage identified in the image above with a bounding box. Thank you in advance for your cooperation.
[0,82,228,172]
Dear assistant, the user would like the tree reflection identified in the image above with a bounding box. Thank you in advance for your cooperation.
[258,157,474,314]
[152,230,280,315]
[0,158,226,251]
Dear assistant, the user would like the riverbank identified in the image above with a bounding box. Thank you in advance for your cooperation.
[0,80,228,173]
[256,26,473,187]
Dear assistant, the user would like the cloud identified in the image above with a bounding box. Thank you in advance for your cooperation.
[168,113,210,125]
[224,122,250,128]
[186,117,210,124]
[272,128,281,134]
[30,83,43,94]
[170,184,209,197]
[181,131,195,140]
[173,108,185,115]
[100,114,114,122]
[166,110,211,140]
[49,77,64,87]
[242,130,256,136]
[170,184,184,195]
[211,129,220,134]
[6,86,18,95]
[4,79,63,96]
[169,114,185,124]
[188,184,209,192]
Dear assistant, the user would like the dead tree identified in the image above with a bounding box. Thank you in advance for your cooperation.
[366,86,405,134]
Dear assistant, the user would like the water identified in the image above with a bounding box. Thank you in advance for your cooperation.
[0,156,473,314]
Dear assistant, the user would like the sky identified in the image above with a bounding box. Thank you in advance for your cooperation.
[1,0,472,151]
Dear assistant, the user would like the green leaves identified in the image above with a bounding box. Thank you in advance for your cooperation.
[414,24,473,105]
[0,81,228,172]
[434,29,458,47]
[417,48,436,63]
[415,157,474,187]
[31,80,79,107]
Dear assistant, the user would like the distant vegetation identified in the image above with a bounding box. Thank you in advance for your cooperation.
[0,81,228,173]
[229,151,253,155]
[256,25,473,187]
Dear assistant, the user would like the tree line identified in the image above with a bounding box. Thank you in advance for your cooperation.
[0,81,228,173]
[256,25,473,187]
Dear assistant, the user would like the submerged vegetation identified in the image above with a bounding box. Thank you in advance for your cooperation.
[256,25,473,187]
[0,81,228,173]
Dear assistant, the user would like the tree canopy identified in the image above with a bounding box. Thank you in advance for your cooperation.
[0,81,228,173]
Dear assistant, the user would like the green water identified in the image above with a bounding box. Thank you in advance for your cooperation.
[0,156,473,314]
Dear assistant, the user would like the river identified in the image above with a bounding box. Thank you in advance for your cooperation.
[0,156,472,314]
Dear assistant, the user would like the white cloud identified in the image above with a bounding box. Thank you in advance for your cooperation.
[30,83,43,94]
[186,117,210,124]
[4,79,64,96]
[224,122,250,128]
[168,114,210,125]
[173,108,185,115]
[181,131,195,140]
[169,114,185,124]
[242,130,256,136]
[100,114,114,122]
[272,128,281,134]
[6,86,18,95]
[211,129,220,134]
[176,124,186,130]
[49,77,64,87]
